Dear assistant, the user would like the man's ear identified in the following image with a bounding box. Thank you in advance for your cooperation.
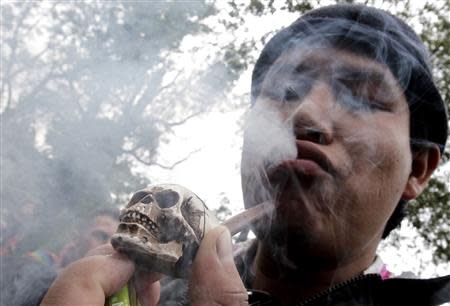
[402,145,441,200]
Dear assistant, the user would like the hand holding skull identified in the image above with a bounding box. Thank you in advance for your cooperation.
[41,184,247,306]
[111,184,222,278]
[41,221,247,306]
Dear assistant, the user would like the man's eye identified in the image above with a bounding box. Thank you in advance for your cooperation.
[335,82,391,112]
[366,100,390,111]
[355,88,392,111]
[350,95,391,112]
[260,88,283,101]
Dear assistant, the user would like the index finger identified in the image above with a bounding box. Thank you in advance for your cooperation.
[85,243,115,256]
[41,253,135,306]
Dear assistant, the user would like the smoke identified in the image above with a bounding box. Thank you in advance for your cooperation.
[241,100,297,209]
[1,1,238,304]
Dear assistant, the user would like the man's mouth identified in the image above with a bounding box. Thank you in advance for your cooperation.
[267,140,335,182]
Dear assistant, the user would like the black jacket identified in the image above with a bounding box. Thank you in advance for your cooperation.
[234,241,450,306]
[245,274,450,306]
[158,271,450,306]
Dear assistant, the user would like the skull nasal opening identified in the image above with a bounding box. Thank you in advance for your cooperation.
[155,190,180,209]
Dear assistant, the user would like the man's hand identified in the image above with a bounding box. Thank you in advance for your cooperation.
[41,226,247,306]
[40,245,161,306]
[189,226,248,306]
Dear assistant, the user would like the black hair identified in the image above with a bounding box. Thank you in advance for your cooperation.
[251,4,448,238]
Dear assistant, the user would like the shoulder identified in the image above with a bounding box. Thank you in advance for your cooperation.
[380,275,450,305]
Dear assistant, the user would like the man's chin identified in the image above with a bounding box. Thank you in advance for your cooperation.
[252,215,309,248]
[241,161,331,210]
[255,223,343,272]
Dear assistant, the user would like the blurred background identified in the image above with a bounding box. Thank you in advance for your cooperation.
[1,0,449,277]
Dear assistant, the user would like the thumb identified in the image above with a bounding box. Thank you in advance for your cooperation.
[41,253,135,306]
[189,226,248,306]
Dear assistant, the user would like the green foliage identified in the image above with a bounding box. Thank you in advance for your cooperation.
[411,1,450,263]
[283,0,313,13]
[420,1,450,109]
[224,41,255,76]
[1,1,227,253]
[408,178,450,263]
[247,0,267,15]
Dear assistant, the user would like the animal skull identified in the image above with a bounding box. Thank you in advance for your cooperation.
[111,184,219,278]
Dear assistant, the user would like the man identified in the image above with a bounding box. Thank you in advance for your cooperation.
[0,208,119,306]
[58,208,119,267]
[41,4,449,306]
[237,4,449,305]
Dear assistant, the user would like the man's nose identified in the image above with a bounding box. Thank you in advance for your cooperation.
[289,82,335,145]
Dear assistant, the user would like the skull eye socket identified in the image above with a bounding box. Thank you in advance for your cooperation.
[128,191,150,206]
[154,190,180,209]
[140,195,153,204]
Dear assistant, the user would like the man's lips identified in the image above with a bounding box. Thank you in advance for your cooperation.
[295,140,335,174]
[268,140,336,180]
[278,159,325,177]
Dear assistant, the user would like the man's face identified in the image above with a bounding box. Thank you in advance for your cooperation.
[83,214,118,252]
[241,48,412,268]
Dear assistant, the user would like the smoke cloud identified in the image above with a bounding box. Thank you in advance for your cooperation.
[1,1,238,304]
[241,99,297,209]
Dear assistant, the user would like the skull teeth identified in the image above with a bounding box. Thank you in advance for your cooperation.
[120,210,158,234]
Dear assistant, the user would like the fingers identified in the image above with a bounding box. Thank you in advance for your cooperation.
[42,229,248,306]
[41,252,135,306]
[135,269,163,306]
[82,244,163,306]
[85,243,115,256]
[189,226,248,306]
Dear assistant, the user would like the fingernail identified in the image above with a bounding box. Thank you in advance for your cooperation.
[216,228,233,262]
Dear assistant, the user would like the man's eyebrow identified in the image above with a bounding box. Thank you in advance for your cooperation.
[334,65,404,101]
[333,66,386,84]
[293,61,388,85]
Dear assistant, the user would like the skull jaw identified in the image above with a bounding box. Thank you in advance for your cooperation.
[111,223,197,278]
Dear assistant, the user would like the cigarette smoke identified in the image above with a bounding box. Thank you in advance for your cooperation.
[241,100,297,209]
[1,1,236,304]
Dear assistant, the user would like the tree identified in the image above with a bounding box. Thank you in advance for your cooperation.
[1,1,235,252]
